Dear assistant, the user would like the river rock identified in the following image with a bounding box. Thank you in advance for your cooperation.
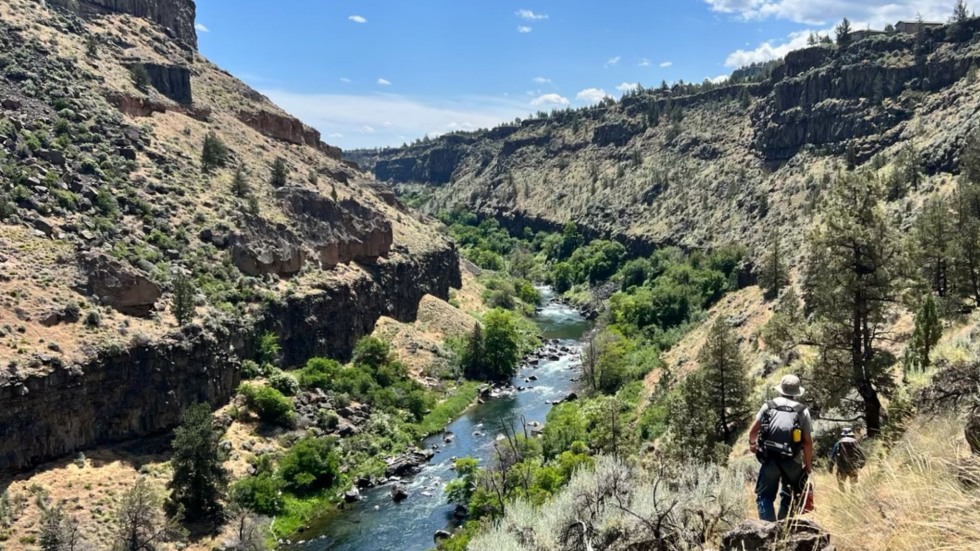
[391,484,408,501]
[344,488,361,503]
[434,530,452,543]
[385,448,435,477]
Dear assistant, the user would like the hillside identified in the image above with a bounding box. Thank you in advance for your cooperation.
[0,0,459,475]
[351,20,980,256]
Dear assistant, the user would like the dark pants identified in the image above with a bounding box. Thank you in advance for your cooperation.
[756,456,805,521]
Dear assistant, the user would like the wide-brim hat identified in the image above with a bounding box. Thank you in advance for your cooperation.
[773,374,805,397]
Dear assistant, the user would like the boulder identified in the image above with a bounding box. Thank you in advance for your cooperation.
[77,252,162,316]
[230,240,305,277]
[390,484,408,502]
[385,448,435,477]
[343,488,361,503]
[433,530,452,543]
[721,519,834,551]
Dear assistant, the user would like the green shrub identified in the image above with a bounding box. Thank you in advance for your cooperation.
[241,359,262,379]
[279,437,340,493]
[316,409,340,431]
[352,337,392,370]
[231,473,284,515]
[130,64,150,92]
[239,384,293,425]
[201,132,229,173]
[268,370,300,396]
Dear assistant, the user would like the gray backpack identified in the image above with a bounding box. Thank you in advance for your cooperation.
[759,400,805,459]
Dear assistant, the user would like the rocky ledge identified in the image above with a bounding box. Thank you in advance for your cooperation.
[49,0,198,50]
[0,245,461,474]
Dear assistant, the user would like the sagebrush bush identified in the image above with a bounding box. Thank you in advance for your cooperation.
[268,370,299,396]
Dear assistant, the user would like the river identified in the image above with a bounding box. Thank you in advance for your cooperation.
[289,288,592,550]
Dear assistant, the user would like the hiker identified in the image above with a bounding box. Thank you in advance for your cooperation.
[829,427,865,491]
[749,374,814,521]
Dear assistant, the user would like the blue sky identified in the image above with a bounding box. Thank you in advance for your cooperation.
[195,0,956,149]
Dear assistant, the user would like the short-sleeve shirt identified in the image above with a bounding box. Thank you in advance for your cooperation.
[756,397,813,436]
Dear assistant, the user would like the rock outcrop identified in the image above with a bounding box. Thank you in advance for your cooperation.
[135,63,193,105]
[48,0,198,49]
[0,325,238,473]
[721,519,835,551]
[228,189,394,277]
[76,252,162,316]
[237,110,342,159]
[967,409,980,455]
[0,244,460,474]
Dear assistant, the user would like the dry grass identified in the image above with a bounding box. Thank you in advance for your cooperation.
[810,416,980,551]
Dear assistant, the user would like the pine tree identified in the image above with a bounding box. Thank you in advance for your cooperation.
[757,230,789,300]
[803,171,903,437]
[915,195,953,297]
[171,271,196,327]
[954,0,971,22]
[231,166,250,198]
[270,157,288,187]
[114,478,173,551]
[40,504,83,551]
[905,294,942,373]
[953,179,980,306]
[963,129,980,184]
[836,17,853,48]
[201,132,228,173]
[669,372,722,463]
[461,323,485,380]
[699,318,750,443]
[902,142,923,192]
[166,403,228,521]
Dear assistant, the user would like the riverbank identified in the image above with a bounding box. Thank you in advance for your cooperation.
[287,295,591,550]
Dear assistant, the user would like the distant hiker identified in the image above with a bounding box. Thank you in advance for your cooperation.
[749,374,814,521]
[829,427,865,491]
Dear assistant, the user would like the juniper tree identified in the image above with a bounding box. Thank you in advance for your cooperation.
[201,132,228,173]
[915,195,953,297]
[954,0,971,23]
[165,404,228,521]
[963,128,980,185]
[114,478,174,551]
[270,157,288,187]
[461,322,485,380]
[231,166,250,198]
[803,171,903,437]
[901,141,923,192]
[836,17,853,48]
[952,179,980,306]
[757,229,789,300]
[905,294,942,373]
[699,318,750,443]
[40,504,84,551]
[130,64,150,92]
[171,271,195,327]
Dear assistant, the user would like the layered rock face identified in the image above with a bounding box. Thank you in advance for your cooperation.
[140,63,193,105]
[48,0,198,49]
[0,325,238,472]
[228,188,395,277]
[0,245,460,473]
[237,110,342,160]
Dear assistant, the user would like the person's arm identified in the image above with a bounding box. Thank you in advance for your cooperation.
[803,431,814,473]
[749,419,762,454]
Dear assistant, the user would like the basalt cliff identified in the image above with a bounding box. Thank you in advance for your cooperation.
[351,20,980,256]
[0,0,459,473]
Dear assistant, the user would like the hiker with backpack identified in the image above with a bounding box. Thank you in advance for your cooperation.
[829,427,865,491]
[749,374,814,521]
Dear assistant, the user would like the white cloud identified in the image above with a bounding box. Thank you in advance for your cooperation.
[576,88,612,103]
[340,77,351,83]
[530,93,570,107]
[348,15,367,24]
[638,58,652,67]
[328,133,344,138]
[261,90,540,148]
[517,25,533,33]
[605,56,621,67]
[533,76,552,84]
[516,9,549,20]
[616,82,640,92]
[703,0,950,28]
[195,23,209,33]
[361,125,375,134]
[660,61,673,68]
[377,78,392,86]
[709,74,730,84]
[724,28,819,67]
